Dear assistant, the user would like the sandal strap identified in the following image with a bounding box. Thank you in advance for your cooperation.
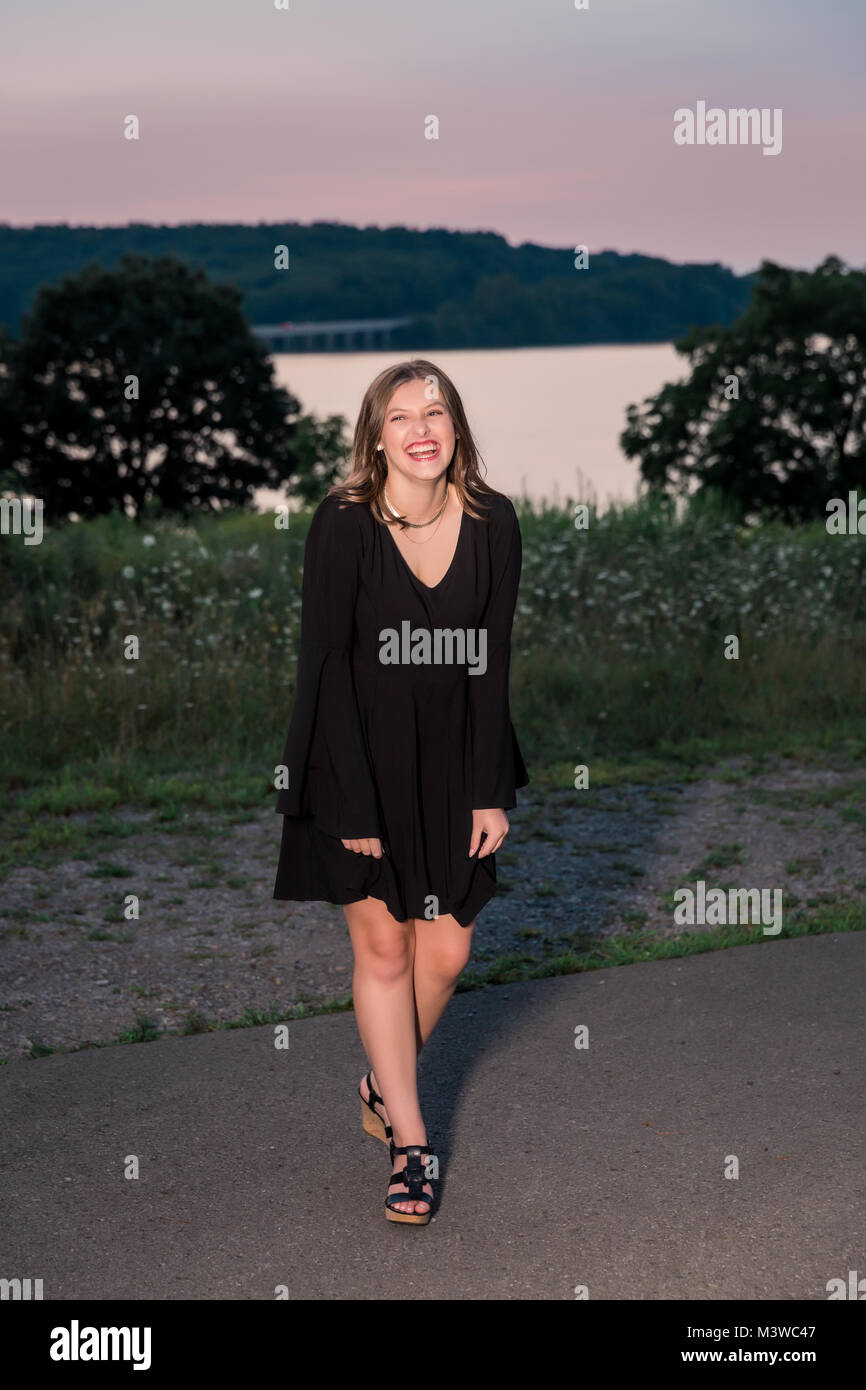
[389,1143,436,1185]
[361,1074,393,1133]
[388,1170,434,1187]
[391,1163,434,1200]
[365,1071,384,1107]
[386,1194,431,1212]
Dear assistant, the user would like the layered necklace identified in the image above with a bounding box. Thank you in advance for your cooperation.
[384,482,450,544]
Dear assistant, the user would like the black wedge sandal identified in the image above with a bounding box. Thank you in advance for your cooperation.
[359,1070,392,1147]
[386,1141,437,1225]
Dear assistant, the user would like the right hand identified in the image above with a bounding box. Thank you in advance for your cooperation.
[341,837,383,859]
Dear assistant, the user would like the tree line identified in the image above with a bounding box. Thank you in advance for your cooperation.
[0,247,861,527]
[0,221,753,347]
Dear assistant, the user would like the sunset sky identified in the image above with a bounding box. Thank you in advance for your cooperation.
[3,0,862,274]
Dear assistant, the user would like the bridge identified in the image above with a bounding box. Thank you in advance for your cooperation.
[251,316,414,353]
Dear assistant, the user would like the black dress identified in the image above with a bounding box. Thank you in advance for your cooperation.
[272,488,529,928]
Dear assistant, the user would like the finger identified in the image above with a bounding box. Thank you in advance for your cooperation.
[468,826,484,858]
[478,829,507,859]
[346,839,361,854]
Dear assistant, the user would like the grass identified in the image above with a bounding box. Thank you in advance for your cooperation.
[5,894,863,1064]
[1,491,866,836]
[1,492,866,1062]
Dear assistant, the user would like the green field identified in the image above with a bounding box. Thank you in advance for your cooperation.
[2,491,865,844]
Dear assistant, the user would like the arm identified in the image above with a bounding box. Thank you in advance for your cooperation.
[468,496,529,816]
[274,497,381,839]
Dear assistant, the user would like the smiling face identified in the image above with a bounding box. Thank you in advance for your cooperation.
[377,378,457,486]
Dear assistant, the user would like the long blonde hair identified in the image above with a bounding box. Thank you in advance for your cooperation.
[329,358,499,527]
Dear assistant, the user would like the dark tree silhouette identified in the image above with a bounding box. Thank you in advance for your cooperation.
[621,256,866,523]
[0,222,754,346]
[0,253,347,521]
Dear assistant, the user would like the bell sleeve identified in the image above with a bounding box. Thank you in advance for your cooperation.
[274,495,382,839]
[468,496,530,810]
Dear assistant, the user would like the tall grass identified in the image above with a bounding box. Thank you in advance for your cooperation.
[1,492,865,809]
[513,491,866,765]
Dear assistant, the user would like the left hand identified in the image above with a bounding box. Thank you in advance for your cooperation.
[469,808,509,859]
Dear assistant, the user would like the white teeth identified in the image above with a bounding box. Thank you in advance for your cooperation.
[408,446,438,455]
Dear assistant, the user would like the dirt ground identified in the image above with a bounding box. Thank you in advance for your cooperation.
[1,754,864,1060]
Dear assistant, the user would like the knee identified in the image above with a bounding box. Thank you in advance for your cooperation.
[357,926,414,984]
[424,932,472,986]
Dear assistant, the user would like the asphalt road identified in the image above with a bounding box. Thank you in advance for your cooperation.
[2,932,863,1300]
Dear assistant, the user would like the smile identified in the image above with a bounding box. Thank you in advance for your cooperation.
[405,443,441,460]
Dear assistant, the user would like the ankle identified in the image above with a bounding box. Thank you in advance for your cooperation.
[391,1132,428,1152]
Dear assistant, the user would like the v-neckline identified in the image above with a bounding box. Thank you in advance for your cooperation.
[383,504,467,592]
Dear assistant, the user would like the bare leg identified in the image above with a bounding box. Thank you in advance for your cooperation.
[412,912,475,1054]
[344,897,429,1214]
[349,901,477,1214]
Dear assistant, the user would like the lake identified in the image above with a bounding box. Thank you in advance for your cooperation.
[260,342,688,511]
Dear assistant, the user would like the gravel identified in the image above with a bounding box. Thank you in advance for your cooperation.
[1,755,863,1060]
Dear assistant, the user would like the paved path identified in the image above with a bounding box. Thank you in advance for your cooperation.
[2,932,862,1300]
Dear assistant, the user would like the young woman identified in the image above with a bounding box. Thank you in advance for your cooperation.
[273,359,529,1224]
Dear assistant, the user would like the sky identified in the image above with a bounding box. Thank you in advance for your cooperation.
[2,0,863,274]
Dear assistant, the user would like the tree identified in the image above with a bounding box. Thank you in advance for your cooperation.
[0,253,348,521]
[620,256,866,523]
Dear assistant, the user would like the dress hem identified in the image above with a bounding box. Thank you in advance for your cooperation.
[272,812,497,929]
[272,883,494,930]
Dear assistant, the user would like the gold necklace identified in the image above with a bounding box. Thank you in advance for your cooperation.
[401,505,449,547]
[384,484,450,544]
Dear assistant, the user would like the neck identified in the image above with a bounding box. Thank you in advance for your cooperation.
[385,474,449,521]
